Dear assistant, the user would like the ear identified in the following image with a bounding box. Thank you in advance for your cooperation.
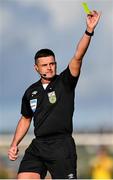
[34,64,39,72]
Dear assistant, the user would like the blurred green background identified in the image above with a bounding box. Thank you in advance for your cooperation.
[0,133,113,179]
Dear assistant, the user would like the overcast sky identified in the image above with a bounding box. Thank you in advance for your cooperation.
[0,0,113,133]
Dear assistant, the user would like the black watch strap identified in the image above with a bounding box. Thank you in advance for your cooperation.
[85,30,94,36]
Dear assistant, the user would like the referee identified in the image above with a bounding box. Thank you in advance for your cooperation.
[8,11,101,179]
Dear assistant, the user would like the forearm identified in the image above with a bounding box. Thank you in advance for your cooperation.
[69,11,101,77]
[74,28,94,61]
[11,116,31,147]
[74,10,101,61]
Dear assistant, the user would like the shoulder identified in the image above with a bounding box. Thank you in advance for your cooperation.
[27,81,40,90]
[59,66,80,89]
[60,66,80,80]
[60,66,78,76]
[24,80,40,97]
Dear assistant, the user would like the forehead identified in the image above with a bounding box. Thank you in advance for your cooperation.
[37,56,55,65]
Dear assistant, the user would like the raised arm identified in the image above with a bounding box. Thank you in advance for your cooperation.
[8,116,32,161]
[69,11,101,77]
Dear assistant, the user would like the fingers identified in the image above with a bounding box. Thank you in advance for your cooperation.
[8,146,19,161]
[96,11,102,21]
[86,10,101,29]
[8,151,18,161]
[8,149,18,161]
[93,10,102,20]
[88,10,102,18]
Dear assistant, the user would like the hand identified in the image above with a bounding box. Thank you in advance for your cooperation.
[86,10,101,32]
[8,145,19,161]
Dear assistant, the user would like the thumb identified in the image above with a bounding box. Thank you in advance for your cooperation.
[12,146,18,154]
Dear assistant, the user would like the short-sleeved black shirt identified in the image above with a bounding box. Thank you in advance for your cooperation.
[21,66,79,138]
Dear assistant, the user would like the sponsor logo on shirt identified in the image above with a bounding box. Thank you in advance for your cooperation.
[31,91,38,96]
[67,173,74,179]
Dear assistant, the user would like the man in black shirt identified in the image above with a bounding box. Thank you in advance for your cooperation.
[8,11,101,179]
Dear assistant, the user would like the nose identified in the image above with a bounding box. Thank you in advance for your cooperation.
[47,64,51,69]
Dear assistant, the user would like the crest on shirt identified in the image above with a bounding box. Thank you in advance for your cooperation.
[30,99,37,112]
[48,91,56,104]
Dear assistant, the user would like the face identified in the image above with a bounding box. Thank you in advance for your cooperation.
[34,56,56,79]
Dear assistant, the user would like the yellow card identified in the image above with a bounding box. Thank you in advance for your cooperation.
[82,2,91,14]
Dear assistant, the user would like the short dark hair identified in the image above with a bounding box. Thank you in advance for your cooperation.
[34,48,55,64]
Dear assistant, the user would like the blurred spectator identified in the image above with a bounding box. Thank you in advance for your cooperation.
[90,146,113,179]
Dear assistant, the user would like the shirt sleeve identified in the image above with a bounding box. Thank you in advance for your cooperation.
[21,90,33,118]
[60,66,80,89]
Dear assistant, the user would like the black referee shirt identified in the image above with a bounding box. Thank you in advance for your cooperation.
[21,66,79,138]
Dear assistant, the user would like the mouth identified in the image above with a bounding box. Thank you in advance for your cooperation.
[46,71,53,76]
[43,72,55,80]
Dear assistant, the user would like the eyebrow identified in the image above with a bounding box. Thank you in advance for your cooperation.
[41,62,56,66]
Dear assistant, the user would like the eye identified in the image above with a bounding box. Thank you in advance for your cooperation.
[50,62,56,66]
[42,64,47,67]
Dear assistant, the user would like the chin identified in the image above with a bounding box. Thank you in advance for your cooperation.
[49,73,56,77]
[46,74,55,80]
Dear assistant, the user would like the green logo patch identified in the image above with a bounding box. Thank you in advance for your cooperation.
[48,91,57,104]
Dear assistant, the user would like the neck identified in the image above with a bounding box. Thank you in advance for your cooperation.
[41,74,56,84]
[41,77,52,84]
